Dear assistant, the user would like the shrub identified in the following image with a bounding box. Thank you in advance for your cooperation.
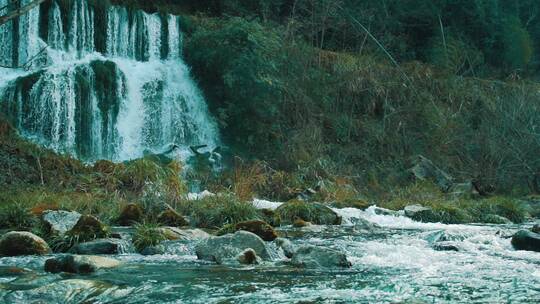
[132,222,167,252]
[0,203,35,230]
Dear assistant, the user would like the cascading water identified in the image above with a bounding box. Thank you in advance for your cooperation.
[0,0,219,162]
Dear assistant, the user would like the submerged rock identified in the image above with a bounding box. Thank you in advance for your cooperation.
[275,238,296,258]
[42,210,82,235]
[290,245,351,268]
[0,231,51,256]
[532,224,540,234]
[0,266,32,277]
[140,245,165,256]
[237,248,261,265]
[69,238,126,255]
[432,241,460,252]
[45,255,121,274]
[195,231,271,264]
[511,230,540,252]
[157,209,189,227]
[117,204,143,226]
[234,220,278,241]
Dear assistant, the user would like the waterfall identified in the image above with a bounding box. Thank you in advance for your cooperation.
[0,0,219,162]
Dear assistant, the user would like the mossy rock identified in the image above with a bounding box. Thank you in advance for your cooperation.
[70,215,107,240]
[157,209,189,227]
[259,208,280,227]
[0,231,51,256]
[330,199,372,210]
[275,200,342,226]
[117,204,143,226]
[293,218,311,228]
[235,220,277,241]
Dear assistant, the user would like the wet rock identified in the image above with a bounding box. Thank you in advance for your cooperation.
[195,231,271,264]
[404,205,436,222]
[42,210,82,235]
[293,218,312,228]
[409,155,453,192]
[425,230,466,244]
[237,248,261,265]
[275,201,342,226]
[0,231,51,256]
[373,207,400,216]
[275,238,296,258]
[70,215,107,239]
[353,217,380,231]
[117,204,143,226]
[532,224,540,234]
[511,230,540,252]
[69,238,124,255]
[157,208,189,227]
[432,241,460,252]
[140,245,165,256]
[0,266,32,276]
[290,245,351,268]
[159,228,210,241]
[331,200,372,210]
[45,255,121,274]
[234,220,278,241]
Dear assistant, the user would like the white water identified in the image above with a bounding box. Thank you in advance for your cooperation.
[0,0,219,161]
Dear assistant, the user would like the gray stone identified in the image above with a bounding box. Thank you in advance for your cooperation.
[532,224,540,234]
[42,210,82,235]
[195,231,271,264]
[69,238,124,255]
[432,241,460,252]
[45,255,121,274]
[159,228,211,241]
[409,155,454,192]
[237,248,261,265]
[511,230,540,252]
[373,207,399,216]
[275,238,296,258]
[404,204,434,220]
[290,245,351,268]
[0,231,51,256]
[140,245,165,256]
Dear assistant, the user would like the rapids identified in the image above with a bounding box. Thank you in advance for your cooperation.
[0,206,538,303]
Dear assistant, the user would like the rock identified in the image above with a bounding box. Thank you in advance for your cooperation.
[234,220,277,241]
[511,230,540,252]
[404,204,436,222]
[140,245,165,256]
[45,255,121,274]
[353,217,379,231]
[0,231,51,256]
[195,231,271,264]
[483,214,512,224]
[70,215,107,239]
[432,241,460,252]
[532,224,540,234]
[159,228,210,241]
[69,238,124,255]
[237,248,261,265]
[275,200,342,225]
[373,207,399,216]
[425,230,466,244]
[275,238,296,258]
[293,218,312,228]
[409,155,453,192]
[331,200,372,210]
[42,210,82,235]
[290,245,351,268]
[0,266,31,276]
[117,204,143,226]
[157,208,189,227]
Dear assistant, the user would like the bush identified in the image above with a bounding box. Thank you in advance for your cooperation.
[0,203,35,230]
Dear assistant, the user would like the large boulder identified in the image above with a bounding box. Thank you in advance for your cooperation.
[195,231,271,264]
[117,204,143,226]
[157,208,189,227]
[237,248,261,265]
[69,238,126,255]
[290,245,351,268]
[42,210,82,235]
[45,255,121,274]
[158,228,210,241]
[511,230,540,252]
[409,155,453,192]
[404,205,436,222]
[275,238,296,258]
[0,232,51,256]
[70,215,108,239]
[234,220,277,241]
[275,200,342,225]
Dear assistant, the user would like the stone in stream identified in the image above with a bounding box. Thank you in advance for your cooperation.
[237,248,261,265]
[532,224,540,234]
[432,241,460,252]
[0,266,32,276]
[234,220,278,241]
[117,204,144,226]
[511,230,540,252]
[195,231,271,264]
[159,228,210,241]
[157,208,189,227]
[275,200,342,225]
[293,218,312,228]
[404,204,436,222]
[45,255,121,274]
[290,245,351,268]
[70,215,108,239]
[42,210,82,235]
[0,231,51,256]
[373,206,400,216]
[69,238,127,255]
[275,238,297,258]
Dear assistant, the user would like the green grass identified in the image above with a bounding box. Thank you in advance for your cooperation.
[132,222,167,253]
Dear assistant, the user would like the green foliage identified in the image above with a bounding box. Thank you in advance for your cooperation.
[275,200,340,225]
[500,17,534,71]
[0,203,35,230]
[132,222,167,252]
[178,194,260,228]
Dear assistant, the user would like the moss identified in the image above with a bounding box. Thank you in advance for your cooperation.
[275,200,341,226]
